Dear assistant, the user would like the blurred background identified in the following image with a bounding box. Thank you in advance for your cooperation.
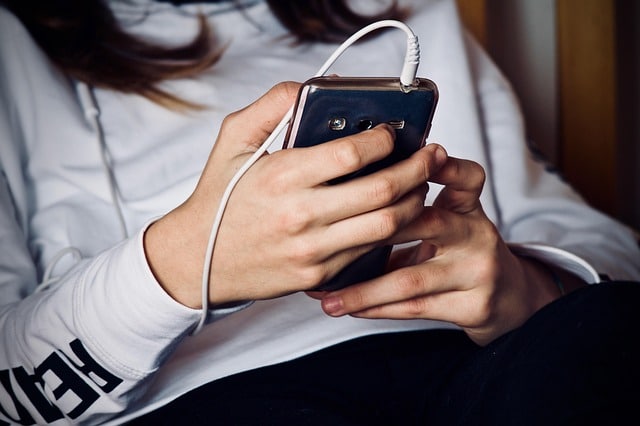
[457,0,639,232]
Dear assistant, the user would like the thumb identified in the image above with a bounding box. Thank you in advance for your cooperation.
[217,81,301,154]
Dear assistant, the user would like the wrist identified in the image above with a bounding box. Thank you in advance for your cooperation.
[520,256,587,304]
[519,256,561,308]
[143,206,205,309]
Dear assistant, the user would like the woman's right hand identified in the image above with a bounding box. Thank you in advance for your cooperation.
[144,82,447,309]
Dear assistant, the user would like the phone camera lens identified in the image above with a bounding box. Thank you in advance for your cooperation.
[329,117,347,130]
[358,119,373,131]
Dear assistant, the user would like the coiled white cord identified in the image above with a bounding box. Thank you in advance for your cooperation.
[192,19,421,334]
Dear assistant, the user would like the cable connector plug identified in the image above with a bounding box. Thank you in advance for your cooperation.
[400,34,420,90]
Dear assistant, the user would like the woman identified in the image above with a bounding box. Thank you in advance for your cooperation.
[1,0,638,424]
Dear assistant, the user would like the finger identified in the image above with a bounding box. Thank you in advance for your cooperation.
[348,281,486,329]
[348,292,458,322]
[218,81,301,152]
[305,145,447,256]
[319,186,427,252]
[285,124,397,187]
[312,143,447,222]
[429,156,486,214]
[321,272,475,325]
[320,261,449,316]
[389,206,469,247]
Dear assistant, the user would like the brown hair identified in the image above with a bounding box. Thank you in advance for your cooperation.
[2,0,406,109]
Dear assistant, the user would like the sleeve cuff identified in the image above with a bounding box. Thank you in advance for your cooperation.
[508,242,601,284]
[73,224,252,377]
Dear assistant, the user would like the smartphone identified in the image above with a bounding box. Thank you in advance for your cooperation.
[282,76,438,290]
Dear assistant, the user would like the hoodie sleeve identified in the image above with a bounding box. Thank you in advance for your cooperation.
[0,7,225,425]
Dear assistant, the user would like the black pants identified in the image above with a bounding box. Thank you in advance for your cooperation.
[131,281,640,425]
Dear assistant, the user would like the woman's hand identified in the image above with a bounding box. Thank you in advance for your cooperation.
[314,154,583,346]
[144,82,448,309]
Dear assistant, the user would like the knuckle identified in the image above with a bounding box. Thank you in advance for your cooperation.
[266,161,298,192]
[393,269,425,298]
[296,264,326,288]
[220,110,241,132]
[468,161,487,191]
[375,210,401,239]
[369,176,399,205]
[344,287,367,309]
[288,237,322,265]
[270,149,318,189]
[332,141,364,171]
[276,206,314,234]
[413,149,434,181]
[404,297,428,316]
[268,170,291,192]
[263,81,301,111]
[371,125,395,152]
[273,81,300,101]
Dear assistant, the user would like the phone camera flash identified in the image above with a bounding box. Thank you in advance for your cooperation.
[329,117,347,130]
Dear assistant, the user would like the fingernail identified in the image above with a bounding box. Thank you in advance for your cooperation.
[374,123,395,134]
[322,296,344,316]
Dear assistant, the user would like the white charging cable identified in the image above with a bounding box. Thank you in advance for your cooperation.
[193,19,420,334]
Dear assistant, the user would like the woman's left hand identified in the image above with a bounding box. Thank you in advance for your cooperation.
[313,153,571,346]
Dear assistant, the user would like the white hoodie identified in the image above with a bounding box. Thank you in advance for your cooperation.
[1,0,638,424]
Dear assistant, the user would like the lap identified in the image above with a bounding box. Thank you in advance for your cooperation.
[131,281,640,426]
[427,280,640,425]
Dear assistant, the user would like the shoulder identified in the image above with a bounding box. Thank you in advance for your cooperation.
[0,5,78,91]
[0,5,72,129]
[0,5,77,131]
[0,6,38,67]
[0,6,76,230]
